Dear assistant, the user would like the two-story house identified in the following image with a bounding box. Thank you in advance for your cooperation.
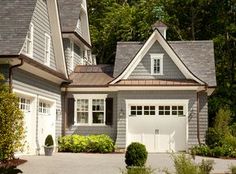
[0,0,94,155]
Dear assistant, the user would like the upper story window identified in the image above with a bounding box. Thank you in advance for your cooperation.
[44,33,51,66]
[26,23,34,56]
[150,54,164,75]
[70,40,74,70]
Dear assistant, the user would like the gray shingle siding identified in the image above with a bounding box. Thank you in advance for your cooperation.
[21,0,56,70]
[65,92,117,141]
[116,90,207,149]
[63,38,83,74]
[129,41,185,79]
[12,68,62,137]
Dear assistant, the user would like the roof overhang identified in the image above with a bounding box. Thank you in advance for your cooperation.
[62,31,92,49]
[7,54,70,84]
[62,85,206,92]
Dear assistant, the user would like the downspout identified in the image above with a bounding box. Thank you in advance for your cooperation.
[9,58,24,92]
[197,85,207,145]
[60,82,70,136]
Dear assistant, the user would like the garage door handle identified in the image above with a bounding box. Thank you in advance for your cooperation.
[155,129,159,134]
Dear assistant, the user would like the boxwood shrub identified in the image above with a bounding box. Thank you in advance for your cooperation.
[58,134,114,153]
[125,142,148,167]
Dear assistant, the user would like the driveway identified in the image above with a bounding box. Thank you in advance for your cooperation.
[18,153,236,174]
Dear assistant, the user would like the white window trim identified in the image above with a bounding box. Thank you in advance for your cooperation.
[26,23,34,56]
[70,40,74,70]
[44,33,51,66]
[150,53,164,75]
[73,94,107,126]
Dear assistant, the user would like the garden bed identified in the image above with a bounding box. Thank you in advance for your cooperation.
[0,158,27,168]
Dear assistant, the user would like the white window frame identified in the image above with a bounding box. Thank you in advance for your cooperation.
[70,40,74,70]
[19,97,31,112]
[73,94,107,126]
[44,33,51,66]
[150,53,164,75]
[38,100,51,115]
[26,23,34,56]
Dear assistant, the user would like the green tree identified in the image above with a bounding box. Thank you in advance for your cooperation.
[0,74,25,161]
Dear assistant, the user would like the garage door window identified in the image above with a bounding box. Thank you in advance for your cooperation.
[159,106,170,115]
[144,106,155,115]
[172,106,184,116]
[130,106,142,116]
[39,101,50,114]
[19,97,30,112]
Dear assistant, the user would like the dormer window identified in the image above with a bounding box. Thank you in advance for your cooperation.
[26,23,34,56]
[150,54,164,75]
[44,33,51,66]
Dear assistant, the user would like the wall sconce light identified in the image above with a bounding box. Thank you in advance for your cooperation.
[119,108,125,118]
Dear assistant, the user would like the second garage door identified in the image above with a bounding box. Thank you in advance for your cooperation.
[126,100,188,152]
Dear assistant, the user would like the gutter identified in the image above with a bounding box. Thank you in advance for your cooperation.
[9,58,24,92]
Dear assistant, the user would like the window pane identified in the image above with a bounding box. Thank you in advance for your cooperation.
[172,106,177,110]
[131,106,136,110]
[150,106,155,110]
[165,111,170,115]
[144,106,149,110]
[159,111,164,115]
[159,106,164,110]
[178,111,184,116]
[144,111,149,115]
[178,106,183,110]
[150,111,155,115]
[77,112,88,123]
[172,111,177,115]
[165,106,170,110]
[137,106,142,110]
[92,99,104,111]
[137,111,142,115]
[131,111,136,115]
[92,112,104,124]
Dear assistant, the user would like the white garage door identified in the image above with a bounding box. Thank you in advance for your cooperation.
[127,100,188,152]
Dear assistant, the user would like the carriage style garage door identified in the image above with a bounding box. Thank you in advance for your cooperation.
[126,100,188,152]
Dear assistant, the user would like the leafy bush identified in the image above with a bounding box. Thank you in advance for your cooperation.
[191,145,211,157]
[205,128,221,148]
[121,167,155,174]
[166,154,214,174]
[58,134,114,153]
[0,167,22,174]
[172,154,198,174]
[230,165,236,174]
[45,135,54,147]
[198,159,214,174]
[214,108,232,136]
[0,74,25,161]
[125,142,148,167]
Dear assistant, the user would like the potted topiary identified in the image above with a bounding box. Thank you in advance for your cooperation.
[44,135,54,156]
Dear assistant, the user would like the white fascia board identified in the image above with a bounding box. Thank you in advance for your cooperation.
[154,30,204,84]
[110,32,156,84]
[47,0,68,78]
[13,89,37,98]
[62,86,204,92]
[73,94,108,99]
[110,30,205,85]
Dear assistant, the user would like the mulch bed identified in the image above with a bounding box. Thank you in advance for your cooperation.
[0,159,27,168]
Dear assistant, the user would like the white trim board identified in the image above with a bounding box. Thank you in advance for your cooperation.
[110,30,205,85]
[62,86,205,92]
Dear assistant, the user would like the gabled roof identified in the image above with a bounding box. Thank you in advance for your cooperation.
[113,32,216,87]
[57,0,82,33]
[0,0,37,55]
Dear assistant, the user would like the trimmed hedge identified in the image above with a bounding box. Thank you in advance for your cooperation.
[125,142,148,167]
[58,134,114,153]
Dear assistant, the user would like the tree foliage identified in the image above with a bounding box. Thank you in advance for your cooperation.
[88,0,236,122]
[0,74,25,161]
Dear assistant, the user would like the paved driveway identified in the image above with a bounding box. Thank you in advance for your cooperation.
[18,153,236,174]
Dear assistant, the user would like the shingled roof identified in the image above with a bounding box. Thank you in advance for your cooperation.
[114,41,216,87]
[0,0,37,55]
[69,65,114,87]
[57,0,82,33]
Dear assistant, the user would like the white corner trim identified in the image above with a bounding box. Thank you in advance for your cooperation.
[46,0,68,78]
[110,30,204,85]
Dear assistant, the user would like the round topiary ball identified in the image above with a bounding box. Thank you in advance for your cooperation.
[125,142,148,167]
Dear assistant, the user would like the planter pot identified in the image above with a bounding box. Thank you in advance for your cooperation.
[44,146,54,156]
